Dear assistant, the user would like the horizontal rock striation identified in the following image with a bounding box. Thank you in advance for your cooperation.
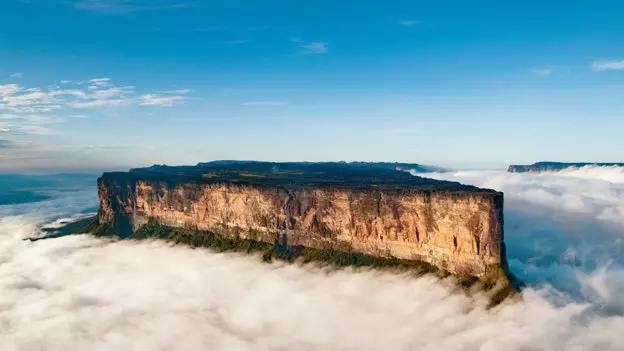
[508,161,624,173]
[96,162,509,284]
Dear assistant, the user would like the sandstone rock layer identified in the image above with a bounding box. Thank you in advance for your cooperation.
[97,163,507,282]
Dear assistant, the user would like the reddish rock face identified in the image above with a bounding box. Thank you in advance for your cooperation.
[98,175,506,281]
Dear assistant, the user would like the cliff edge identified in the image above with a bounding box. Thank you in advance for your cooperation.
[95,162,510,285]
[145,160,447,173]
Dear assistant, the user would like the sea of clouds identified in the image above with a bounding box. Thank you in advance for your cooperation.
[1,166,624,350]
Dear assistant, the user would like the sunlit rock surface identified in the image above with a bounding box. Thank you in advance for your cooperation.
[97,162,508,283]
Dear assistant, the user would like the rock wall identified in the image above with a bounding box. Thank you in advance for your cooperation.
[97,177,506,281]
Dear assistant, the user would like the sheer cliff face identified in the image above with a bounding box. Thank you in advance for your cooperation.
[98,178,505,279]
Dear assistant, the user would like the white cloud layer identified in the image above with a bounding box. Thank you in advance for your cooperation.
[417,167,624,305]
[0,168,624,348]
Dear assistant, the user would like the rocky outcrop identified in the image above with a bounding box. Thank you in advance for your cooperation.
[96,162,509,284]
[508,161,624,173]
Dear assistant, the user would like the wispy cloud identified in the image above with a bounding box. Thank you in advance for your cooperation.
[48,143,133,151]
[290,37,328,55]
[70,0,191,14]
[0,114,64,124]
[0,77,192,136]
[300,42,328,55]
[82,144,131,150]
[2,139,130,151]
[530,66,553,76]
[398,20,423,26]
[591,59,624,71]
[70,99,134,109]
[0,84,21,98]
[241,101,286,106]
[9,72,22,79]
[162,89,192,94]
[0,123,57,135]
[139,94,189,106]
[90,86,134,99]
[22,125,58,135]
[1,79,188,112]
[89,78,112,87]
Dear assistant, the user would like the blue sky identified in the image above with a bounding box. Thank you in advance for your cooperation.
[1,0,623,171]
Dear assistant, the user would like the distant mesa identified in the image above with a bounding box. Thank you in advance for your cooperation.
[507,161,624,173]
